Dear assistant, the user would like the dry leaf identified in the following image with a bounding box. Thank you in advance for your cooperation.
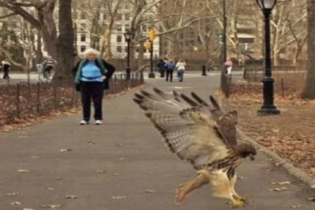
[145,189,156,193]
[271,181,291,185]
[46,188,55,190]
[40,204,62,208]
[17,169,30,173]
[119,157,125,161]
[60,149,71,152]
[96,170,106,174]
[23,208,35,210]
[112,196,126,199]
[87,141,95,145]
[65,195,78,199]
[286,204,301,208]
[269,187,287,192]
[7,192,19,196]
[11,201,21,206]
[308,197,315,201]
[116,143,124,147]
[113,173,119,176]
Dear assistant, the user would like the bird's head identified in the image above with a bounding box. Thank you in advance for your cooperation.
[234,143,257,161]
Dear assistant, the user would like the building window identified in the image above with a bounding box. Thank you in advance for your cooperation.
[80,12,86,20]
[81,34,86,42]
[125,14,130,20]
[80,45,86,52]
[80,23,86,31]
[237,28,255,34]
[116,24,122,32]
[117,46,122,52]
[125,3,130,10]
[117,13,122,21]
[239,38,255,43]
[117,35,122,42]
[125,24,130,31]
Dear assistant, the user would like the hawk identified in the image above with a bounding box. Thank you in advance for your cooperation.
[133,88,257,208]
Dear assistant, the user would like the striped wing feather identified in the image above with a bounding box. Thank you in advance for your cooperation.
[134,88,236,169]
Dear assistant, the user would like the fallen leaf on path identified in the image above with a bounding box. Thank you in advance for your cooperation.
[87,141,96,145]
[119,157,125,161]
[308,197,315,201]
[23,208,35,210]
[19,136,28,138]
[285,204,301,208]
[112,196,126,199]
[46,187,55,190]
[60,149,72,152]
[116,143,124,147]
[40,204,62,208]
[7,192,19,196]
[11,201,21,206]
[96,170,106,174]
[65,195,78,199]
[145,189,156,193]
[269,187,287,192]
[113,173,119,176]
[16,169,30,173]
[271,181,291,185]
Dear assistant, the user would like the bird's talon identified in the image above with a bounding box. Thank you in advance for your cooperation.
[232,199,246,208]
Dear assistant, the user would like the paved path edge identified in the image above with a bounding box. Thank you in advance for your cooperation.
[237,128,315,190]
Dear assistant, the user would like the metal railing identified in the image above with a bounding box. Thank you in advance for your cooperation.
[0,72,144,127]
[243,66,305,82]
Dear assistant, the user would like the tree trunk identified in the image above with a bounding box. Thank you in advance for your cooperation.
[37,2,58,59]
[53,0,74,82]
[302,0,315,98]
[103,28,112,60]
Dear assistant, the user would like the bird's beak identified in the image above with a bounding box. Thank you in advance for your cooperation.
[249,154,255,161]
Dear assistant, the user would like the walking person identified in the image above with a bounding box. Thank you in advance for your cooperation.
[1,59,11,79]
[165,59,175,82]
[175,59,186,82]
[73,48,115,125]
[42,56,57,78]
[157,58,166,78]
[224,58,233,75]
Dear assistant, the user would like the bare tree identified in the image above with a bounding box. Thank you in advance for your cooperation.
[0,0,58,58]
[302,0,315,98]
[54,0,74,81]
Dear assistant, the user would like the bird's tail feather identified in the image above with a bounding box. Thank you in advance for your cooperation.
[175,173,210,204]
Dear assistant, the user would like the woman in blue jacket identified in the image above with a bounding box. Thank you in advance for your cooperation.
[73,48,115,125]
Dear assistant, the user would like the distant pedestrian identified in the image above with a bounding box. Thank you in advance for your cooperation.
[176,59,186,82]
[73,48,116,125]
[1,59,11,79]
[165,59,175,82]
[42,56,57,77]
[157,58,166,78]
[224,58,233,75]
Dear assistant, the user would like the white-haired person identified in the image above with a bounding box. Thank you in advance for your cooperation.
[73,48,115,125]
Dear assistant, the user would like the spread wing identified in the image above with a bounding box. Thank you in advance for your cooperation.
[133,88,238,169]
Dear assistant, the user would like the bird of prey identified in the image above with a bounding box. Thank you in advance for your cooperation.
[133,88,257,208]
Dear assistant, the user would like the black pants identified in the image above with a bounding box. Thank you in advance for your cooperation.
[80,82,104,121]
[3,69,9,79]
[166,69,174,82]
[159,68,165,78]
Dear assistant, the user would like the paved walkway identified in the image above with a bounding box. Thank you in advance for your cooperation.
[0,75,314,210]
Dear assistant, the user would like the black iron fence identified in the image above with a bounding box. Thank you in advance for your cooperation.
[0,73,144,127]
[243,66,305,82]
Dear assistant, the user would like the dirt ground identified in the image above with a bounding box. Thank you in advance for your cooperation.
[223,91,315,179]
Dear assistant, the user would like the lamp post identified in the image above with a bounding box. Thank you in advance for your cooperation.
[222,0,227,63]
[147,28,156,78]
[256,0,280,115]
[124,30,133,80]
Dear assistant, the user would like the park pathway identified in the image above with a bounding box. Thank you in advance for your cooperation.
[0,75,314,210]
